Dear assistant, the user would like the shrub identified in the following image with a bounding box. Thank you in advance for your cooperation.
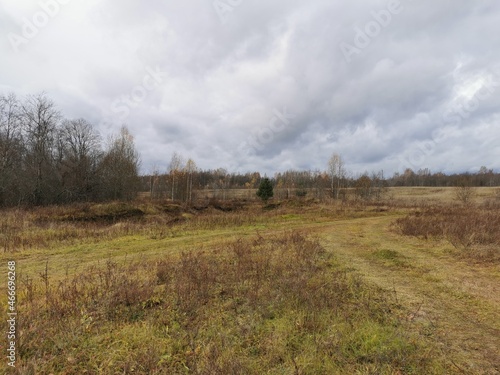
[392,206,500,260]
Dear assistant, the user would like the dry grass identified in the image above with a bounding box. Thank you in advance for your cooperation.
[392,203,500,262]
[2,190,498,373]
[7,231,442,374]
[0,198,372,256]
[319,214,500,374]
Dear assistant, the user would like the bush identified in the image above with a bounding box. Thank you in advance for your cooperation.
[392,206,500,260]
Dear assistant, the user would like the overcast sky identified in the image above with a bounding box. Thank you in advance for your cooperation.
[1,0,499,176]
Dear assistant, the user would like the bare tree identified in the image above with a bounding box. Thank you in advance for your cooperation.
[0,94,23,206]
[100,126,141,200]
[149,165,161,200]
[185,158,197,203]
[168,152,184,201]
[0,92,151,207]
[328,153,345,200]
[56,118,102,201]
[213,168,229,200]
[20,93,61,205]
[370,170,387,200]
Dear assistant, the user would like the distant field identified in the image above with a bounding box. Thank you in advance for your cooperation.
[1,191,499,374]
[387,186,499,204]
[139,186,500,204]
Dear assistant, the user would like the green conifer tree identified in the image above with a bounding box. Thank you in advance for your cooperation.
[256,177,273,203]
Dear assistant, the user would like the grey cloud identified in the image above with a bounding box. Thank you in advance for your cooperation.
[1,0,499,176]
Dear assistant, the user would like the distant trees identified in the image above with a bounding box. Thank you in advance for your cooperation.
[0,92,141,207]
[354,175,372,200]
[477,166,495,187]
[145,152,201,203]
[273,170,329,200]
[353,171,387,201]
[140,162,500,204]
[387,167,500,188]
[7,95,500,209]
[212,168,230,201]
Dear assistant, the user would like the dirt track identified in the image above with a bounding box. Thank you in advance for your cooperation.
[317,215,500,374]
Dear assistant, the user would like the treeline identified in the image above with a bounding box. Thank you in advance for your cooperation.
[140,153,387,202]
[141,158,500,203]
[388,167,500,187]
[0,93,140,207]
[2,92,498,208]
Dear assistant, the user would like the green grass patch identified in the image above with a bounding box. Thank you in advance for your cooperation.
[373,249,400,260]
[371,249,413,269]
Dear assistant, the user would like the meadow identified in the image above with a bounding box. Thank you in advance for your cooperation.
[1,187,499,374]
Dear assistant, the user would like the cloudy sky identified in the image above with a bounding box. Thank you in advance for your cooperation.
[1,0,499,176]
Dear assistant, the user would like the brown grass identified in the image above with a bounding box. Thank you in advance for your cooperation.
[5,191,497,373]
[392,203,500,262]
[8,231,442,374]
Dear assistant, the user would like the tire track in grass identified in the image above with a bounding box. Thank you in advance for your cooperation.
[317,215,500,375]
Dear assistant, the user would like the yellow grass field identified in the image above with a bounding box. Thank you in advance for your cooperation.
[1,187,499,374]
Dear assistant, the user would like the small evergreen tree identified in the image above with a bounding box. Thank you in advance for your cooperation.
[256,177,273,203]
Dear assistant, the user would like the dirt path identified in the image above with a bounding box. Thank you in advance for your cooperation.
[316,215,500,374]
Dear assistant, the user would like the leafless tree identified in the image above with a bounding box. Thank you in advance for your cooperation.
[20,93,61,205]
[328,153,345,200]
[185,158,197,203]
[100,126,141,200]
[168,152,184,201]
[149,165,161,200]
[213,168,229,200]
[56,118,102,201]
[0,94,23,205]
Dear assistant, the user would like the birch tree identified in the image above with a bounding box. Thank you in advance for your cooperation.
[185,158,197,203]
[168,152,184,201]
[328,153,345,200]
[100,126,140,200]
